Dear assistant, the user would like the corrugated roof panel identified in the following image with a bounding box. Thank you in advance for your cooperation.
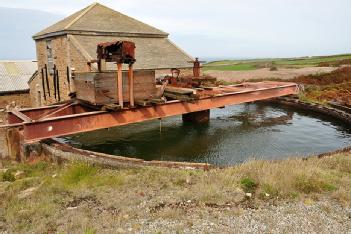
[0,61,37,93]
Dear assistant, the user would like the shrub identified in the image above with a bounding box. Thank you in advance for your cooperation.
[294,174,336,194]
[2,170,15,182]
[269,66,278,71]
[240,177,258,193]
[62,162,98,186]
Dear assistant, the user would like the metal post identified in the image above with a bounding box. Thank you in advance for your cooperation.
[117,63,123,108]
[193,58,200,77]
[128,64,134,107]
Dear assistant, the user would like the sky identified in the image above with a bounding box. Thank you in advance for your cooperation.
[0,0,350,60]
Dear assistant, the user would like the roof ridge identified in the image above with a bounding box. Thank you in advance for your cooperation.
[64,2,99,30]
[96,3,168,36]
[33,3,168,39]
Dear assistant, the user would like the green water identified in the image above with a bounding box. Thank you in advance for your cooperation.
[63,103,351,166]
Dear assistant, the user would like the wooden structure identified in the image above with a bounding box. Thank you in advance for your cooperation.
[82,41,138,108]
[75,70,156,105]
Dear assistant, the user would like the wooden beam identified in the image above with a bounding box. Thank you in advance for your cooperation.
[165,86,196,95]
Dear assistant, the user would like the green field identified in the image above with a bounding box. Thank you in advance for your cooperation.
[203,54,351,71]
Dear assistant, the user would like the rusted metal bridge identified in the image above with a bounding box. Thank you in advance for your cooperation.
[2,40,298,144]
[6,81,298,143]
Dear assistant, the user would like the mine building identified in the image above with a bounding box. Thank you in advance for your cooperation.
[29,3,194,106]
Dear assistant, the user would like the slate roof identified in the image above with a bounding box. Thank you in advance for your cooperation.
[72,35,193,70]
[33,3,193,70]
[33,3,168,39]
[0,61,37,94]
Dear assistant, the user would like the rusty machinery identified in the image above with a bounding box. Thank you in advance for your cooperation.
[88,41,136,108]
[189,57,205,77]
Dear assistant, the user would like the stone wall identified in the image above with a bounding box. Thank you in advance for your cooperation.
[0,92,31,122]
[31,35,93,107]
[32,36,72,106]
[0,128,8,158]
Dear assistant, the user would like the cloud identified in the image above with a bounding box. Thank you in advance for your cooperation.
[0,0,350,59]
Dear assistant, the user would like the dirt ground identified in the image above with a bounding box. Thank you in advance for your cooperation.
[205,67,337,82]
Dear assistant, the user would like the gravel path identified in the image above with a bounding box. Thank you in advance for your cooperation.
[121,200,351,233]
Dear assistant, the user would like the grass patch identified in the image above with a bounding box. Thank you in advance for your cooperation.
[204,54,351,71]
[61,161,98,186]
[240,177,258,193]
[204,63,257,71]
[2,170,15,182]
[0,152,350,232]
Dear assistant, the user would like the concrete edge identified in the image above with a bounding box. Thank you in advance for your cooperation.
[42,140,212,170]
[38,97,350,169]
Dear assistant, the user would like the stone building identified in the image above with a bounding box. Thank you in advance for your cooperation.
[29,2,194,106]
[0,60,37,116]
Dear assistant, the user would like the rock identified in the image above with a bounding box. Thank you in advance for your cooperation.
[304,198,314,206]
[14,170,26,180]
[232,188,246,203]
[245,193,252,198]
[18,187,38,199]
[0,168,8,173]
[116,228,124,233]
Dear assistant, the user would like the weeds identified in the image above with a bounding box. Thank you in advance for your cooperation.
[2,170,15,182]
[0,152,350,233]
[61,161,98,186]
[240,177,258,193]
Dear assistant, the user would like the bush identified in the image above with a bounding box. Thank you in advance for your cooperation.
[294,174,336,194]
[269,66,278,71]
[2,170,15,182]
[62,162,98,186]
[240,177,258,193]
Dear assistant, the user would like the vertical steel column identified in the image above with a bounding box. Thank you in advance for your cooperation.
[128,64,134,107]
[117,63,123,108]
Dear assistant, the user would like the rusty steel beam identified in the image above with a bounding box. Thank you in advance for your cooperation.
[22,84,297,143]
[7,103,95,124]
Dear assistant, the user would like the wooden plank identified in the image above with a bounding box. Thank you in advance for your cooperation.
[136,100,152,106]
[165,86,196,95]
[164,93,195,102]
[101,103,122,111]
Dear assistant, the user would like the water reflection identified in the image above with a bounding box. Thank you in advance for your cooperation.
[64,103,351,166]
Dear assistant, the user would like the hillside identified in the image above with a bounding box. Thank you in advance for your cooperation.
[204,54,351,71]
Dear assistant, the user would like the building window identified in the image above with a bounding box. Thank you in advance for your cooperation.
[46,40,54,75]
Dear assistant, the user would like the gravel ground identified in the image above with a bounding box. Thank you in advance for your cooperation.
[128,200,351,233]
[54,198,350,233]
